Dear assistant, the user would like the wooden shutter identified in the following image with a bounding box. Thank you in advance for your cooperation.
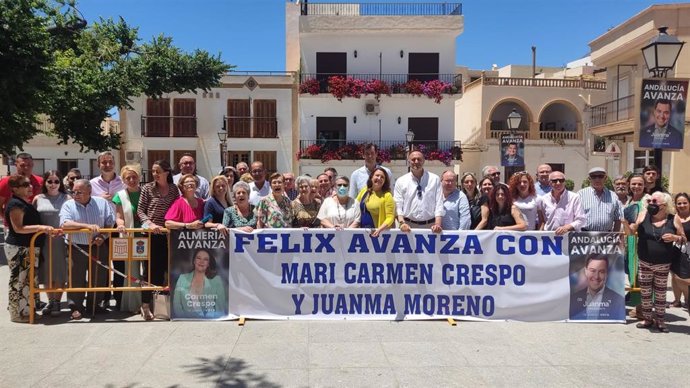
[229,151,251,170]
[253,99,277,138]
[146,150,171,182]
[227,99,250,137]
[254,151,277,175]
[173,99,196,137]
[146,99,170,137]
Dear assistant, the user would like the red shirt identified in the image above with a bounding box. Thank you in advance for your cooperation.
[0,174,44,221]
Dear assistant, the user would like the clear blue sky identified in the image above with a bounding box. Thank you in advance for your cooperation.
[78,0,684,70]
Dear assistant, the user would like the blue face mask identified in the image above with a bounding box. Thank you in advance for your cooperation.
[337,186,348,197]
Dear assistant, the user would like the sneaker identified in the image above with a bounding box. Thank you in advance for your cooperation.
[41,301,53,316]
[35,300,47,311]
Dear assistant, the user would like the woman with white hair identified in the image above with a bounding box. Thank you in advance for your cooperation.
[292,175,320,228]
[626,191,686,333]
[222,181,256,233]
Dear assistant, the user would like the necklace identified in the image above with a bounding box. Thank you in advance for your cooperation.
[650,216,668,242]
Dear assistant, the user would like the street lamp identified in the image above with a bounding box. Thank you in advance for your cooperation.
[405,129,415,172]
[218,119,228,170]
[641,26,685,78]
[506,108,522,132]
[641,26,685,175]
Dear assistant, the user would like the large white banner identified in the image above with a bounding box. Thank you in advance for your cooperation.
[227,230,626,322]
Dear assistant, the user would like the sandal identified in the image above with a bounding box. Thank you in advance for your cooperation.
[636,320,653,329]
[670,300,681,308]
[70,310,82,320]
[656,323,670,333]
[140,304,154,321]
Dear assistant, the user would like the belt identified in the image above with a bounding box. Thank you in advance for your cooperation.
[404,217,435,225]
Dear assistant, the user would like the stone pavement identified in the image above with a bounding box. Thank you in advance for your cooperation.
[1,263,689,388]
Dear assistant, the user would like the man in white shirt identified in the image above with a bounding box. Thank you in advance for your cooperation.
[172,154,209,199]
[537,171,586,235]
[349,143,393,198]
[394,151,445,233]
[248,161,271,205]
[89,151,124,210]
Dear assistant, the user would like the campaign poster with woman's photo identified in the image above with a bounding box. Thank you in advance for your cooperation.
[169,229,232,320]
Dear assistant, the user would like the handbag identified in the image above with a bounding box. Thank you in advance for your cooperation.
[152,291,170,320]
[359,192,375,228]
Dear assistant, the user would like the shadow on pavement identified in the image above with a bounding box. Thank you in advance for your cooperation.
[184,356,281,388]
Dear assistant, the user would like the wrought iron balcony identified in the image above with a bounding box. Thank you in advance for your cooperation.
[589,95,635,128]
[224,116,278,138]
[140,115,197,137]
[301,2,462,16]
[300,73,462,94]
[299,139,462,162]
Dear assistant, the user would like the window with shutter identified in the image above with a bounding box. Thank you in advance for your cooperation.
[254,151,277,175]
[146,150,171,182]
[145,99,170,137]
[253,99,277,138]
[173,99,197,137]
[227,99,250,137]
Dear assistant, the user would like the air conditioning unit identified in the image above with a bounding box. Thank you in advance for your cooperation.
[125,151,142,162]
[364,101,380,115]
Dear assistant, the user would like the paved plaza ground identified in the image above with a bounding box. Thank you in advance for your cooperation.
[1,260,689,388]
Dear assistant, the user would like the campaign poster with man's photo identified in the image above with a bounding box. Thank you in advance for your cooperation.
[500,133,525,167]
[169,229,232,320]
[639,78,688,149]
[568,232,626,322]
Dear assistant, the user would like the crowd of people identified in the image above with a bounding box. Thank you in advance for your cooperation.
[1,147,688,330]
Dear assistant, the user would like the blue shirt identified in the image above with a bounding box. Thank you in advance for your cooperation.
[535,182,552,197]
[442,190,471,230]
[59,196,115,245]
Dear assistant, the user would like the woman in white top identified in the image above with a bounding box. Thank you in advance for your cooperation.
[508,171,538,230]
[317,176,361,230]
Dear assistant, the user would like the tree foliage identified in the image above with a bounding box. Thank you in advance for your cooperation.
[0,0,231,155]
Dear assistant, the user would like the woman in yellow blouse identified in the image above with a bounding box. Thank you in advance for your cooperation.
[356,167,395,237]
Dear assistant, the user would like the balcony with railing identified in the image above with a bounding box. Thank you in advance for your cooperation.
[140,115,197,137]
[589,95,635,128]
[466,76,606,91]
[301,2,462,16]
[224,116,278,138]
[298,139,463,163]
[299,73,462,95]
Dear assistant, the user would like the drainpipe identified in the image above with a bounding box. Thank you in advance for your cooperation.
[531,46,536,78]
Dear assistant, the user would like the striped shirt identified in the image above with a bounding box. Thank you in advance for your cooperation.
[137,182,180,227]
[577,187,623,231]
[59,196,115,245]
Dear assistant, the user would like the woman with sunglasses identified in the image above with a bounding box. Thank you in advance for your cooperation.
[4,175,58,322]
[508,171,538,230]
[671,193,690,310]
[356,168,395,237]
[292,175,320,228]
[318,176,360,230]
[32,170,70,317]
[625,191,685,332]
[461,172,483,229]
[476,183,526,231]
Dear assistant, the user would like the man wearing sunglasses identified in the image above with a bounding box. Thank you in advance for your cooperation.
[537,171,585,235]
[0,153,43,226]
[578,167,622,232]
[481,165,501,185]
[394,151,445,233]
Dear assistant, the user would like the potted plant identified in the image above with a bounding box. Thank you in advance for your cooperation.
[423,79,451,103]
[328,76,350,101]
[299,79,320,95]
[365,79,391,101]
[404,79,424,96]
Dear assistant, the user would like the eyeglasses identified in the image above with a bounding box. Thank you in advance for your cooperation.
[46,180,60,185]
[490,172,501,177]
[416,185,423,199]
[646,198,664,205]
[589,174,605,180]
[183,183,197,188]
[72,190,86,195]
[16,182,31,188]
[251,169,264,174]
[336,183,348,188]
[550,179,565,184]
[68,176,80,181]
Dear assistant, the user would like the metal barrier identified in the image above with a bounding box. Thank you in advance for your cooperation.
[28,228,169,324]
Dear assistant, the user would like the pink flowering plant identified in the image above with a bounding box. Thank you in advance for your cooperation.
[299,78,320,95]
[365,79,392,101]
[328,76,350,101]
[423,80,451,103]
[404,79,424,96]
